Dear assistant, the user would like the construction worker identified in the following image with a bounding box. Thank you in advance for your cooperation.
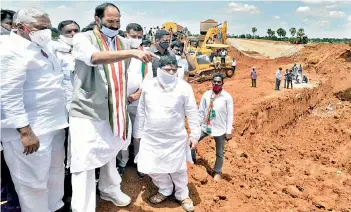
[284,69,288,88]
[251,67,257,87]
[287,70,293,89]
[275,67,282,90]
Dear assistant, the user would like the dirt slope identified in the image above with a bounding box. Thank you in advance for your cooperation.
[98,43,351,212]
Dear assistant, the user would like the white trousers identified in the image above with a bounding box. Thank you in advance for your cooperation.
[71,158,122,212]
[2,129,65,212]
[149,169,189,201]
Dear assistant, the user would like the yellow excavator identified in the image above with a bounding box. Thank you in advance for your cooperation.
[186,21,235,82]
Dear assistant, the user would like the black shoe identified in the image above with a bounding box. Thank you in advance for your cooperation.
[117,166,125,177]
[191,149,197,163]
[137,171,146,178]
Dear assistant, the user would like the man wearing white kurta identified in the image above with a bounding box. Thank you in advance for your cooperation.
[68,3,154,212]
[134,55,201,212]
[117,23,151,177]
[52,19,81,208]
[1,8,68,212]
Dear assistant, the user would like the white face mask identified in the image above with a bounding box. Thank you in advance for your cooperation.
[175,55,181,61]
[128,36,142,49]
[29,28,52,47]
[59,35,73,46]
[157,67,176,84]
[100,25,119,38]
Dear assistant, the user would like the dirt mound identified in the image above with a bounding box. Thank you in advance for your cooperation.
[98,43,351,212]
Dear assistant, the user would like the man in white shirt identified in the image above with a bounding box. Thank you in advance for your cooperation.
[232,58,237,74]
[1,8,68,212]
[69,3,154,211]
[192,73,234,181]
[51,19,80,209]
[116,23,151,178]
[133,55,201,212]
[170,40,196,81]
[275,67,282,91]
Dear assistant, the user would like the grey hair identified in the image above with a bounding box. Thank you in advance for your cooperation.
[14,8,49,25]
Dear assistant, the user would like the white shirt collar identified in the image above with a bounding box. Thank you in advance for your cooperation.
[9,30,33,49]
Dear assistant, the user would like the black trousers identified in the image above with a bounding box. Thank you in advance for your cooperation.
[287,80,293,89]
[251,79,257,87]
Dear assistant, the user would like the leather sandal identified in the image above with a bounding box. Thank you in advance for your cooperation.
[180,198,195,212]
[149,192,169,205]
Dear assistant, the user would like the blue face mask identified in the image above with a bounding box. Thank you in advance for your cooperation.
[99,19,119,37]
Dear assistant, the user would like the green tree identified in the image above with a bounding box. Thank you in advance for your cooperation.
[51,28,60,40]
[277,28,286,39]
[252,27,257,38]
[271,30,276,37]
[267,28,272,37]
[297,28,305,38]
[289,27,296,37]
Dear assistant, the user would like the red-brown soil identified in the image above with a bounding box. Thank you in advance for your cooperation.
[98,43,351,212]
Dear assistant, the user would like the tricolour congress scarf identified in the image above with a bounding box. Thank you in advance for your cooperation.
[205,91,222,130]
[93,27,128,141]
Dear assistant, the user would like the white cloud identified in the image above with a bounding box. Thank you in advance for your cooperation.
[228,2,260,14]
[57,5,67,9]
[302,0,337,4]
[274,16,280,19]
[303,18,309,23]
[329,11,345,18]
[296,6,311,12]
[325,4,338,9]
[136,12,146,16]
[348,16,351,22]
[317,20,330,26]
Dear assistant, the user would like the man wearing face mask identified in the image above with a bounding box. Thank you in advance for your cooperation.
[192,73,234,182]
[51,19,80,209]
[1,8,68,212]
[133,55,200,212]
[148,30,171,77]
[116,23,151,178]
[170,40,196,80]
[53,20,80,112]
[69,3,154,211]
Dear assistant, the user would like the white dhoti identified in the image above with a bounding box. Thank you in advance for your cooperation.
[133,79,201,202]
[69,117,131,211]
[149,170,189,201]
[2,129,65,212]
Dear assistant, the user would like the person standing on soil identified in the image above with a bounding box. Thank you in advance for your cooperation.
[284,69,288,88]
[133,55,201,212]
[68,3,154,211]
[1,8,68,211]
[192,73,234,181]
[251,67,257,87]
[232,58,237,74]
[287,69,293,89]
[116,23,151,178]
[275,67,282,90]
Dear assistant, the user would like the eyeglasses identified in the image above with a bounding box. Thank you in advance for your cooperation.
[63,29,80,34]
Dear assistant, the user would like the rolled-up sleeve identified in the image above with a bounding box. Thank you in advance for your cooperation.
[72,33,99,67]
[1,50,29,129]
[185,84,201,141]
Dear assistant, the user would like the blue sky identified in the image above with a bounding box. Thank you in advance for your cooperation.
[2,1,351,38]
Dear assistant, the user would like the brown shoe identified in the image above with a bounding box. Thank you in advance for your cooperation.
[149,192,169,205]
[180,198,195,212]
[214,173,221,181]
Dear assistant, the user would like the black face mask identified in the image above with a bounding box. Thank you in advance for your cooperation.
[159,41,169,50]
